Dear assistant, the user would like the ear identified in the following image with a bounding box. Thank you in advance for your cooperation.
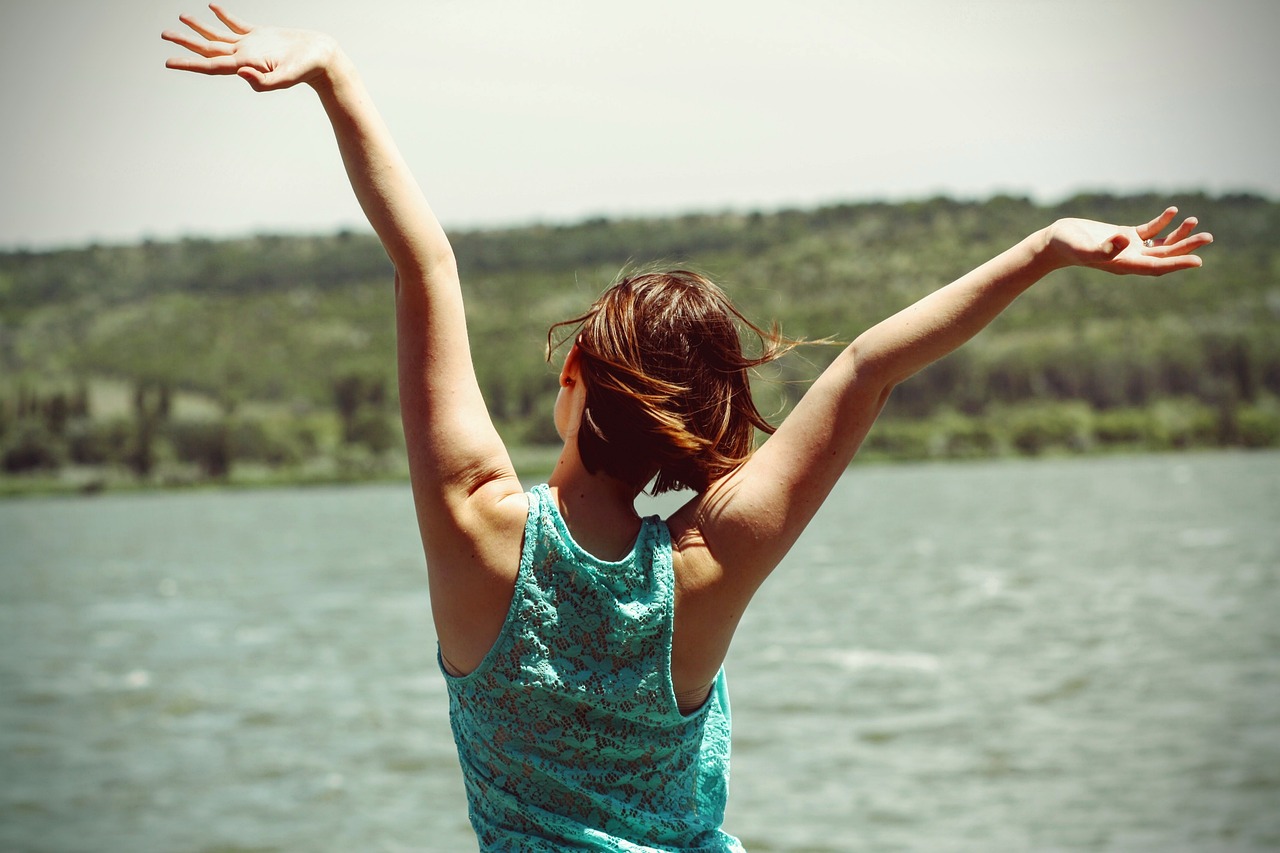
[560,342,582,387]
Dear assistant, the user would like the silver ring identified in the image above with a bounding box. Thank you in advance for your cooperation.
[1143,239,1155,248]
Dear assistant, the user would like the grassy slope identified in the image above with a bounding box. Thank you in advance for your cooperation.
[2,191,1277,491]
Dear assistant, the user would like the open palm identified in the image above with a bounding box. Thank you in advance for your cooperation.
[1048,207,1212,276]
[162,4,336,91]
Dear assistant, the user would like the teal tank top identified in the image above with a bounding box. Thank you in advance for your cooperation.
[441,484,743,852]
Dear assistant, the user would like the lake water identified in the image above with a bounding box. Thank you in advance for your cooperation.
[2,452,1278,852]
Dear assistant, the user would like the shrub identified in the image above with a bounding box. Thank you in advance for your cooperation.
[1237,398,1280,448]
[1147,398,1217,449]
[862,419,933,460]
[2,421,67,473]
[346,410,398,454]
[1001,401,1094,456]
[1094,407,1151,448]
[230,418,306,466]
[932,410,1000,459]
[65,417,132,465]
[167,419,232,478]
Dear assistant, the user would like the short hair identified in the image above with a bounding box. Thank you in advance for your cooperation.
[547,268,797,495]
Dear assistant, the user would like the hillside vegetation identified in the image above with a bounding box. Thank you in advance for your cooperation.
[2,191,1277,494]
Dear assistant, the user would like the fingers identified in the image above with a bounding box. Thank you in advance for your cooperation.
[177,12,234,43]
[1139,215,1199,252]
[161,5,252,55]
[1131,209,1212,272]
[1104,252,1201,277]
[164,54,243,75]
[161,28,234,58]
[1112,232,1212,276]
[1139,254,1205,276]
[1135,207,1178,240]
[1162,216,1199,245]
[1139,210,1211,257]
[209,4,254,35]
[162,8,240,62]
[1144,230,1214,258]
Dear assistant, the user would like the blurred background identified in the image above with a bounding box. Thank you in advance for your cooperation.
[1,2,1278,851]
[2,0,1278,490]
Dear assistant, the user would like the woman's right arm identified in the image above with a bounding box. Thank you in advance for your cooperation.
[164,5,519,502]
[164,8,526,651]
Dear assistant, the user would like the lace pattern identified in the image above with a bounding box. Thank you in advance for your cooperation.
[442,484,742,852]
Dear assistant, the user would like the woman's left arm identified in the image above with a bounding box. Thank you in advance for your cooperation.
[690,208,1212,591]
[840,207,1211,393]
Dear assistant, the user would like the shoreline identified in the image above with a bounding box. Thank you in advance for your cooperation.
[2,443,1270,501]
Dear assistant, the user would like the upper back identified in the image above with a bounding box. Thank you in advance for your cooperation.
[444,484,740,849]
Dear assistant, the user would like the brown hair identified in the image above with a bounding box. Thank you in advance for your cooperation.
[547,268,798,495]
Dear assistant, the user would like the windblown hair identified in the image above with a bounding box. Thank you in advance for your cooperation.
[547,268,798,495]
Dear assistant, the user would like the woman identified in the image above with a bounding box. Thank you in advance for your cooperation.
[163,7,1212,850]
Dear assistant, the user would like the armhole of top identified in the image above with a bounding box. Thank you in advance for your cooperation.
[655,518,716,720]
[437,487,540,684]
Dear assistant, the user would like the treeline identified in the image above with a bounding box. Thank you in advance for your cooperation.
[0,374,401,491]
[1,191,1277,492]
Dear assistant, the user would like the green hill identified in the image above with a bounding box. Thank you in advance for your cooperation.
[2,192,1277,493]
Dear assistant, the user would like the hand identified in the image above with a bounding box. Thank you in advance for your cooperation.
[162,4,338,91]
[1046,207,1213,276]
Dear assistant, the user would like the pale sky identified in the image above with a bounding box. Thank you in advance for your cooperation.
[1,0,1276,250]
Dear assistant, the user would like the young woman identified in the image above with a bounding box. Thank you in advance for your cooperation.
[164,7,1212,850]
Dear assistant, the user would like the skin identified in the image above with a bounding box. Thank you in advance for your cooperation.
[164,6,1213,712]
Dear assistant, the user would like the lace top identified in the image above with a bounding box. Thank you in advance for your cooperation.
[441,484,743,852]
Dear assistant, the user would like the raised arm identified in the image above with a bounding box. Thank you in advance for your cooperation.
[163,7,520,544]
[689,208,1212,585]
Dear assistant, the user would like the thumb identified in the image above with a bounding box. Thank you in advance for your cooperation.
[237,66,278,91]
[238,65,267,89]
[1099,233,1130,259]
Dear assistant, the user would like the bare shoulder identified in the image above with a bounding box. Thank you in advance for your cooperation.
[666,493,767,695]
[665,479,785,622]
[666,509,717,590]
[668,469,797,593]
[458,475,529,534]
[417,473,529,590]
[424,475,530,675]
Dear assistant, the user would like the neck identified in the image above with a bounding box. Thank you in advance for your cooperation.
[547,438,644,560]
